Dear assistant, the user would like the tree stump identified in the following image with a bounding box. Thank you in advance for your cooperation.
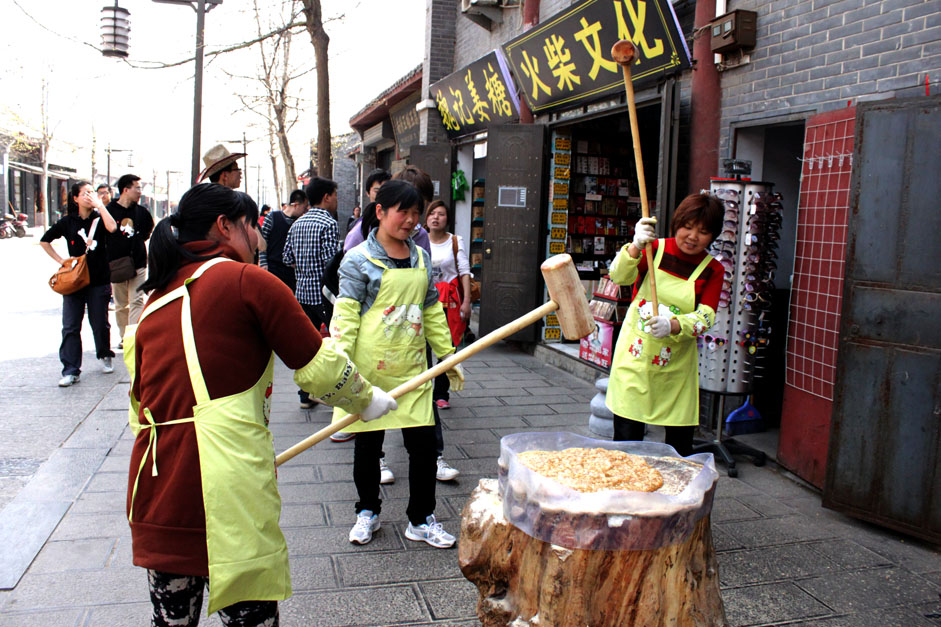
[458,478,727,627]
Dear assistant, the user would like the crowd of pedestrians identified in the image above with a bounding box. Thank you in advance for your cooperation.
[41,146,471,623]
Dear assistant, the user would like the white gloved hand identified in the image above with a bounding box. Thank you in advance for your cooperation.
[446,362,465,392]
[647,316,672,339]
[632,217,657,249]
[360,387,397,422]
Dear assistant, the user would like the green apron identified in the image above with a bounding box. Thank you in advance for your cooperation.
[605,243,712,426]
[332,253,432,431]
[126,257,290,616]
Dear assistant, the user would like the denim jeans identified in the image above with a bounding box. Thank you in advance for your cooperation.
[60,283,114,376]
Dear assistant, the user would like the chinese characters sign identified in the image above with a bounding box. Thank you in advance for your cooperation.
[430,50,520,139]
[502,0,689,113]
[390,93,421,158]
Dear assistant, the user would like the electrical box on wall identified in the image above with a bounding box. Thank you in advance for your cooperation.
[710,10,757,54]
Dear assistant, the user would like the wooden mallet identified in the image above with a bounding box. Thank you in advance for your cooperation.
[275,253,594,466]
[612,39,659,314]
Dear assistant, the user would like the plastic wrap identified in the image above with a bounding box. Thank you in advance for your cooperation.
[497,432,719,551]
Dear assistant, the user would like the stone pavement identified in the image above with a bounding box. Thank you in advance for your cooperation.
[0,343,938,626]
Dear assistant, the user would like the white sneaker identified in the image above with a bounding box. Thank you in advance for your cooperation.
[349,510,380,545]
[379,458,395,484]
[100,357,114,374]
[58,374,80,387]
[436,457,459,481]
[405,514,455,548]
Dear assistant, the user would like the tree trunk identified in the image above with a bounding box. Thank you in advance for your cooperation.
[40,142,49,228]
[300,0,332,179]
[267,115,282,209]
[459,479,727,627]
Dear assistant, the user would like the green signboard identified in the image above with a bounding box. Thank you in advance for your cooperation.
[502,0,690,113]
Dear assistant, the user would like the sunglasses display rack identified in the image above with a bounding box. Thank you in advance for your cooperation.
[699,180,783,395]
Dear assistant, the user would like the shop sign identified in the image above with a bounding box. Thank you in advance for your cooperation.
[389,93,421,158]
[502,0,690,114]
[430,49,520,139]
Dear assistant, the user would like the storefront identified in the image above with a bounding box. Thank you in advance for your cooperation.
[421,0,939,542]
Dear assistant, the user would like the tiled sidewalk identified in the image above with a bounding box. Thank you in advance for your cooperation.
[0,344,937,626]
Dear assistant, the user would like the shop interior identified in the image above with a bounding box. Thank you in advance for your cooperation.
[698,120,805,466]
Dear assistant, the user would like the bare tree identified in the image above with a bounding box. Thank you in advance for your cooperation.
[234,0,311,204]
[300,0,332,179]
[38,77,53,227]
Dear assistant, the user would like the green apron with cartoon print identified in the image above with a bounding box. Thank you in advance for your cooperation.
[606,244,712,427]
[332,253,432,431]
[126,258,290,616]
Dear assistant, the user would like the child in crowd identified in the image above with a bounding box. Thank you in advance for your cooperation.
[330,180,465,548]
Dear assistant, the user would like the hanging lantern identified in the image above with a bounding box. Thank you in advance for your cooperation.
[101,2,131,58]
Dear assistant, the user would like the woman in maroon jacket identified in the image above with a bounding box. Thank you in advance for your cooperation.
[126,184,395,626]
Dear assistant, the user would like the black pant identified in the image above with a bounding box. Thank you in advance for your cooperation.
[298,302,332,402]
[147,569,278,626]
[353,425,437,525]
[60,283,114,376]
[425,345,446,455]
[612,414,695,457]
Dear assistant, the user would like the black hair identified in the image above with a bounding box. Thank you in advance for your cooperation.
[117,174,140,195]
[96,184,111,193]
[364,168,391,194]
[305,177,337,207]
[140,183,250,293]
[260,204,271,216]
[393,165,433,205]
[374,180,422,227]
[235,191,259,226]
[207,161,239,184]
[289,189,307,204]
[359,201,379,240]
[67,181,92,216]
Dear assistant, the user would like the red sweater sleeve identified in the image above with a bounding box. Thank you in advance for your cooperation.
[697,258,724,311]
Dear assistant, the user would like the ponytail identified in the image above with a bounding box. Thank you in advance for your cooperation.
[139,183,249,293]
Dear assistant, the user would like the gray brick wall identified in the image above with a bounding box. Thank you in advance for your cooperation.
[718,0,940,154]
[421,0,459,146]
[332,133,358,233]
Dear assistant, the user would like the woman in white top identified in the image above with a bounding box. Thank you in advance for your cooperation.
[423,200,471,481]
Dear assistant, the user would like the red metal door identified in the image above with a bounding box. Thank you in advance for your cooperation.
[777,107,856,488]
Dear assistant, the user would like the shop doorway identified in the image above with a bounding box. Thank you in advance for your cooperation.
[720,120,805,461]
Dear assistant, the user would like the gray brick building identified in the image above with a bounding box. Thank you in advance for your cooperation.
[418,0,941,539]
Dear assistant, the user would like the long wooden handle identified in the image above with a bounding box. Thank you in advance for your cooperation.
[620,63,659,314]
[275,300,560,466]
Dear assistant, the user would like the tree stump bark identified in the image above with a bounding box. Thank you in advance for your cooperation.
[458,479,727,627]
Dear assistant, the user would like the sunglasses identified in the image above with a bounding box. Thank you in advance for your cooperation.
[724,209,740,221]
[714,188,740,200]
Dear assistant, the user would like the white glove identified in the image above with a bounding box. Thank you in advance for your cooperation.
[647,316,672,339]
[632,217,657,249]
[361,387,397,422]
[446,362,465,392]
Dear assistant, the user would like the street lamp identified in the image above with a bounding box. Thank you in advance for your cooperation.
[100,1,130,58]
[106,144,133,188]
[151,0,224,185]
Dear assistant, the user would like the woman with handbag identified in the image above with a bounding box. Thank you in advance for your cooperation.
[40,181,118,387]
[424,199,471,481]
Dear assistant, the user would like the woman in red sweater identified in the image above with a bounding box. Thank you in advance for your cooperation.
[605,193,724,456]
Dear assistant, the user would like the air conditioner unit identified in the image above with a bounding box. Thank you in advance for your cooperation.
[461,0,503,29]
[461,0,500,11]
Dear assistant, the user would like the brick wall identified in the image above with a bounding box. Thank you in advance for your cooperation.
[719,0,939,155]
[331,133,359,234]
[421,0,458,146]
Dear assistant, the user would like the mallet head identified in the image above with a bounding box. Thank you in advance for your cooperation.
[540,254,594,340]
[611,40,637,66]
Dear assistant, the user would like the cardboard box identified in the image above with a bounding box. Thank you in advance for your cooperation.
[580,320,616,368]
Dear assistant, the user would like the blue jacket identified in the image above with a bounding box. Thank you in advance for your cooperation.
[338,228,441,316]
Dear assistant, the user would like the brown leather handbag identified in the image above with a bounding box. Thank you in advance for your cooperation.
[451,234,480,302]
[49,218,98,295]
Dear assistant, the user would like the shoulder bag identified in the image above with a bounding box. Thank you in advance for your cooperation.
[49,217,100,295]
[452,234,481,302]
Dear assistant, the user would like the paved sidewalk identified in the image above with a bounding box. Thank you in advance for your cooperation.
[0,343,938,626]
